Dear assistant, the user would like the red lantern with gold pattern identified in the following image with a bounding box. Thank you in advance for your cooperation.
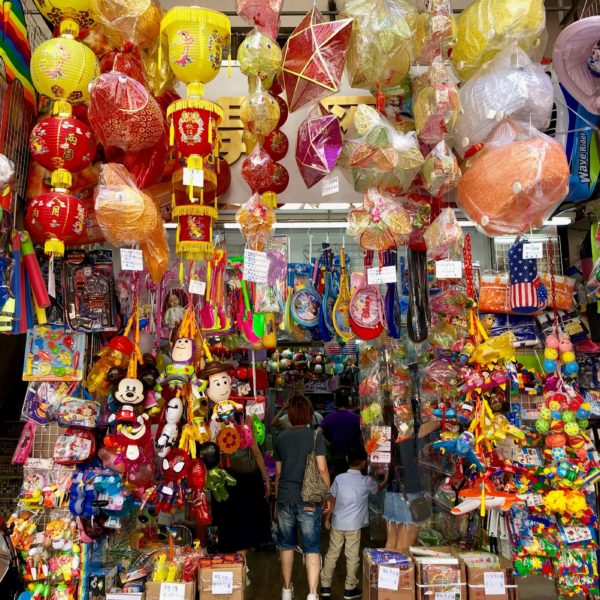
[30,112,96,174]
[264,129,289,161]
[176,214,214,259]
[241,145,276,194]
[25,171,87,256]
[270,162,289,194]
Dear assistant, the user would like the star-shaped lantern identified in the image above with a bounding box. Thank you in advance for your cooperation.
[296,104,343,188]
[282,7,353,112]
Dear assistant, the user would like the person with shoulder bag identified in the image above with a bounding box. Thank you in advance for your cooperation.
[274,395,331,600]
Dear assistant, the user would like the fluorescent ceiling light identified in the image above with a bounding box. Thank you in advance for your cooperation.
[224,222,348,230]
[457,217,572,228]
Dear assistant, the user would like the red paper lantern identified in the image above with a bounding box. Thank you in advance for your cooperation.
[30,114,96,173]
[264,129,289,161]
[88,72,164,153]
[270,162,289,194]
[25,190,87,255]
[241,145,276,194]
[275,95,288,127]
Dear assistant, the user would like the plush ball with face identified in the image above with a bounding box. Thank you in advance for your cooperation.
[172,338,194,364]
[114,377,145,406]
[161,448,190,483]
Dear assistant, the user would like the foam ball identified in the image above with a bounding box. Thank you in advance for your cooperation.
[544,347,558,361]
[535,418,550,434]
[546,335,560,349]
[543,359,557,373]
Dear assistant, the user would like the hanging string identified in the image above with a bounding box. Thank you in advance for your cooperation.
[548,239,560,338]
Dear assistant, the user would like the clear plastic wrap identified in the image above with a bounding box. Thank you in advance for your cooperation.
[295,104,343,188]
[240,86,280,139]
[242,145,276,194]
[88,71,164,152]
[451,0,546,81]
[412,62,460,145]
[347,188,426,251]
[342,0,416,91]
[453,46,554,157]
[238,29,282,92]
[456,119,570,236]
[236,0,284,39]
[94,163,169,281]
[235,192,276,251]
[414,0,456,65]
[0,153,15,188]
[338,104,424,193]
[281,6,353,112]
[421,141,461,195]
[424,207,464,260]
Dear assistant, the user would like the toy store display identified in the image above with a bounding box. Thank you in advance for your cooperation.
[2,0,600,597]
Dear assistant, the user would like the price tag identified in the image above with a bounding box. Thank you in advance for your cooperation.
[321,176,339,197]
[243,249,269,284]
[212,571,234,595]
[484,571,506,595]
[367,266,397,285]
[435,260,463,279]
[189,278,206,295]
[378,566,400,591]
[159,582,186,600]
[522,242,543,259]
[182,167,204,188]
[434,593,457,600]
[246,401,265,418]
[120,248,144,271]
[525,493,543,507]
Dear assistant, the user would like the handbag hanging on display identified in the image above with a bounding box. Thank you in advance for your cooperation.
[301,430,330,504]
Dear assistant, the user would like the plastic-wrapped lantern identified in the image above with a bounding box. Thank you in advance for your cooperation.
[160,7,231,97]
[242,145,276,194]
[275,95,288,128]
[264,129,288,161]
[238,29,282,92]
[270,163,289,195]
[25,170,87,256]
[29,101,96,174]
[88,71,164,153]
[32,0,94,28]
[240,87,280,139]
[30,20,100,105]
[236,0,284,39]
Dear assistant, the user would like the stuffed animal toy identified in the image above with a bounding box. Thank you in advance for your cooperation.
[155,337,201,400]
[150,448,190,514]
[156,396,184,458]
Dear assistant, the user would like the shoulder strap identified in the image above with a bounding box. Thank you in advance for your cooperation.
[312,429,318,451]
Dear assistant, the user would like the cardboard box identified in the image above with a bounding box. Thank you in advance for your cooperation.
[411,547,467,600]
[145,581,196,600]
[362,549,415,600]
[198,563,245,600]
[106,594,145,600]
[460,555,518,600]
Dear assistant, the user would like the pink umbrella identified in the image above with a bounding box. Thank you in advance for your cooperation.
[553,16,600,115]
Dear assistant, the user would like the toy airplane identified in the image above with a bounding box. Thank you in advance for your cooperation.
[454,477,525,515]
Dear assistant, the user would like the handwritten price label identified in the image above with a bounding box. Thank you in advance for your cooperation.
[159,583,186,600]
[484,571,506,595]
[522,242,543,259]
[321,176,339,197]
[243,249,269,284]
[189,278,206,295]
[435,260,462,279]
[367,266,397,285]
[434,593,457,600]
[120,248,144,271]
[378,566,400,591]
[212,571,234,595]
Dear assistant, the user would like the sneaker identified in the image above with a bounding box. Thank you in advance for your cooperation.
[282,587,294,600]
[307,594,319,600]
[320,587,332,598]
[344,588,362,600]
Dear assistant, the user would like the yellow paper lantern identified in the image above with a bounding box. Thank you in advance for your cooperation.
[451,0,545,80]
[31,21,100,104]
[32,0,94,28]
[160,7,231,96]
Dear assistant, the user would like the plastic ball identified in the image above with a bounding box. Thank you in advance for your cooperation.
[539,408,551,420]
[535,418,550,434]
[561,351,576,364]
[545,432,566,448]
[564,421,580,437]
[562,410,576,424]
[546,335,560,349]
[550,419,564,433]
[543,358,557,373]
[577,418,589,430]
[577,402,591,419]
[544,347,558,361]
[240,89,280,138]
[563,361,579,376]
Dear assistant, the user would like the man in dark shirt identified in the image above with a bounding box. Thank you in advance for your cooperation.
[319,392,361,481]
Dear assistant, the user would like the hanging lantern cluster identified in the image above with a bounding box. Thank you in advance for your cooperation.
[160,7,231,260]
[27,14,100,256]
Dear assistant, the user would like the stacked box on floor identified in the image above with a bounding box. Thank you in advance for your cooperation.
[411,548,466,600]
[198,555,245,600]
[362,549,414,600]
[145,581,196,600]
[458,553,518,600]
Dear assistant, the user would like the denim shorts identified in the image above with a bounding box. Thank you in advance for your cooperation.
[276,501,323,554]
[383,491,427,525]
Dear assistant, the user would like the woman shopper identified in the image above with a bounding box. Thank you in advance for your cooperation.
[274,395,331,600]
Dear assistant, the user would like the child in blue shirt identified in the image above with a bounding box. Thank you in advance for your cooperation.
[320,445,380,600]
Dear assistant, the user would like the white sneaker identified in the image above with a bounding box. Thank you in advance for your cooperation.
[282,587,294,600]
[307,594,319,600]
